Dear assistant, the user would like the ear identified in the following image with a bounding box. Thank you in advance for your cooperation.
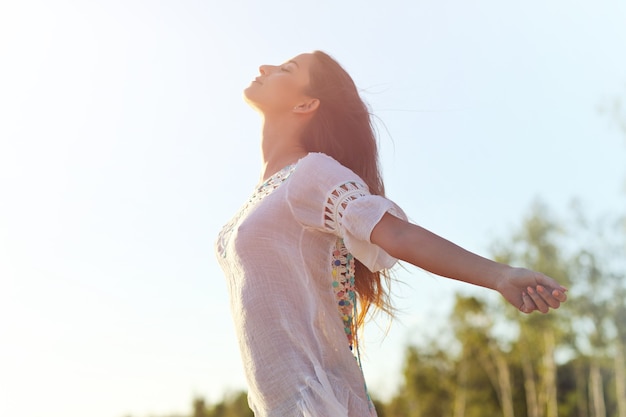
[292,97,320,115]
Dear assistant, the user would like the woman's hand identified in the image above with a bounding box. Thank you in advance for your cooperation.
[496,267,568,314]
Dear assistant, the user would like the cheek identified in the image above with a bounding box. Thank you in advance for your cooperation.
[269,77,302,102]
[244,75,306,112]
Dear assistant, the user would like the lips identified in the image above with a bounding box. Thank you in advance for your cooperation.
[253,77,263,85]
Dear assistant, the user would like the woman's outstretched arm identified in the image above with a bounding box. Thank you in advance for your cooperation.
[370,213,568,313]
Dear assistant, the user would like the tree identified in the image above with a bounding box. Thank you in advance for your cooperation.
[450,295,514,417]
[206,392,253,417]
[386,343,455,417]
[568,204,626,417]
[492,201,572,417]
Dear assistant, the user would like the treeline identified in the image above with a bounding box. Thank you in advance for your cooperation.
[138,202,625,417]
[379,202,626,417]
[190,394,252,417]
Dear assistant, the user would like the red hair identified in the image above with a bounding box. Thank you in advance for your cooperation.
[300,51,393,328]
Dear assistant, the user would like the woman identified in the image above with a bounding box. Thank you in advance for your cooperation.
[215,51,567,417]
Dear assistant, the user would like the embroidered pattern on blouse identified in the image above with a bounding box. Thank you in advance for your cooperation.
[331,237,357,351]
[216,164,297,258]
[323,181,368,233]
[331,237,373,408]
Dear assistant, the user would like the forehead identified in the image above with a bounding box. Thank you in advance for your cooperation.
[284,53,316,69]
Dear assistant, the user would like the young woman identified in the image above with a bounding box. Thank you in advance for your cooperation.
[215,51,567,417]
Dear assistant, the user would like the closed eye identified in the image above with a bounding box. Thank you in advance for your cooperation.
[280,61,297,72]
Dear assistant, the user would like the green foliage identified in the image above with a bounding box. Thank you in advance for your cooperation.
[206,392,252,417]
[378,200,626,417]
[185,392,252,417]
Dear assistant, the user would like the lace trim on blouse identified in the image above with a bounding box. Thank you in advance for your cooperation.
[252,165,298,202]
[323,181,368,233]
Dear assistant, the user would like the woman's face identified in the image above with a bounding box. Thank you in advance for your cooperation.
[244,53,317,115]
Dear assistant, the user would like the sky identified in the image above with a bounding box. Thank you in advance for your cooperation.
[1,1,625,416]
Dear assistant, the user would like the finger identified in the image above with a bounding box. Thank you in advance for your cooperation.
[552,289,568,302]
[520,292,536,314]
[527,286,549,313]
[536,285,561,309]
[536,273,568,294]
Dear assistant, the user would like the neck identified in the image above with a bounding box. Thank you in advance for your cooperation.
[259,114,308,181]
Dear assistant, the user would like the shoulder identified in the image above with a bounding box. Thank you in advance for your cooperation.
[296,152,341,171]
[285,152,371,230]
[293,153,366,189]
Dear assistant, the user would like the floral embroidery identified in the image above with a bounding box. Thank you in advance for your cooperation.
[331,237,373,409]
[331,238,357,351]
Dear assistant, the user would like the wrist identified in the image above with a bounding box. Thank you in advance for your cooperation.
[493,264,515,293]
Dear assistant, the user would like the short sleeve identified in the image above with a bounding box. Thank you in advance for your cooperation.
[340,194,407,271]
[286,153,407,272]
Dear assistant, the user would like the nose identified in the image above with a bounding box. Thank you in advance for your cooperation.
[258,64,280,75]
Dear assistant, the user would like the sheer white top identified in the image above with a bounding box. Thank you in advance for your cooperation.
[215,153,406,417]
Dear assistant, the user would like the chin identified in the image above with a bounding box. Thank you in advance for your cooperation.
[242,87,254,101]
[242,93,262,112]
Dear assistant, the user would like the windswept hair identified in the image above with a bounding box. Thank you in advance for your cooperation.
[300,50,394,330]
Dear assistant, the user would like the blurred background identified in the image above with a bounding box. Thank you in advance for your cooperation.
[1,1,625,416]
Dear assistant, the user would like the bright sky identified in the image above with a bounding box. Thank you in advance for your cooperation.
[1,1,625,417]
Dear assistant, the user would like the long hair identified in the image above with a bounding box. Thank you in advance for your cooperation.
[300,50,394,329]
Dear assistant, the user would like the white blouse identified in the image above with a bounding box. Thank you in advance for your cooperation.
[215,152,406,417]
